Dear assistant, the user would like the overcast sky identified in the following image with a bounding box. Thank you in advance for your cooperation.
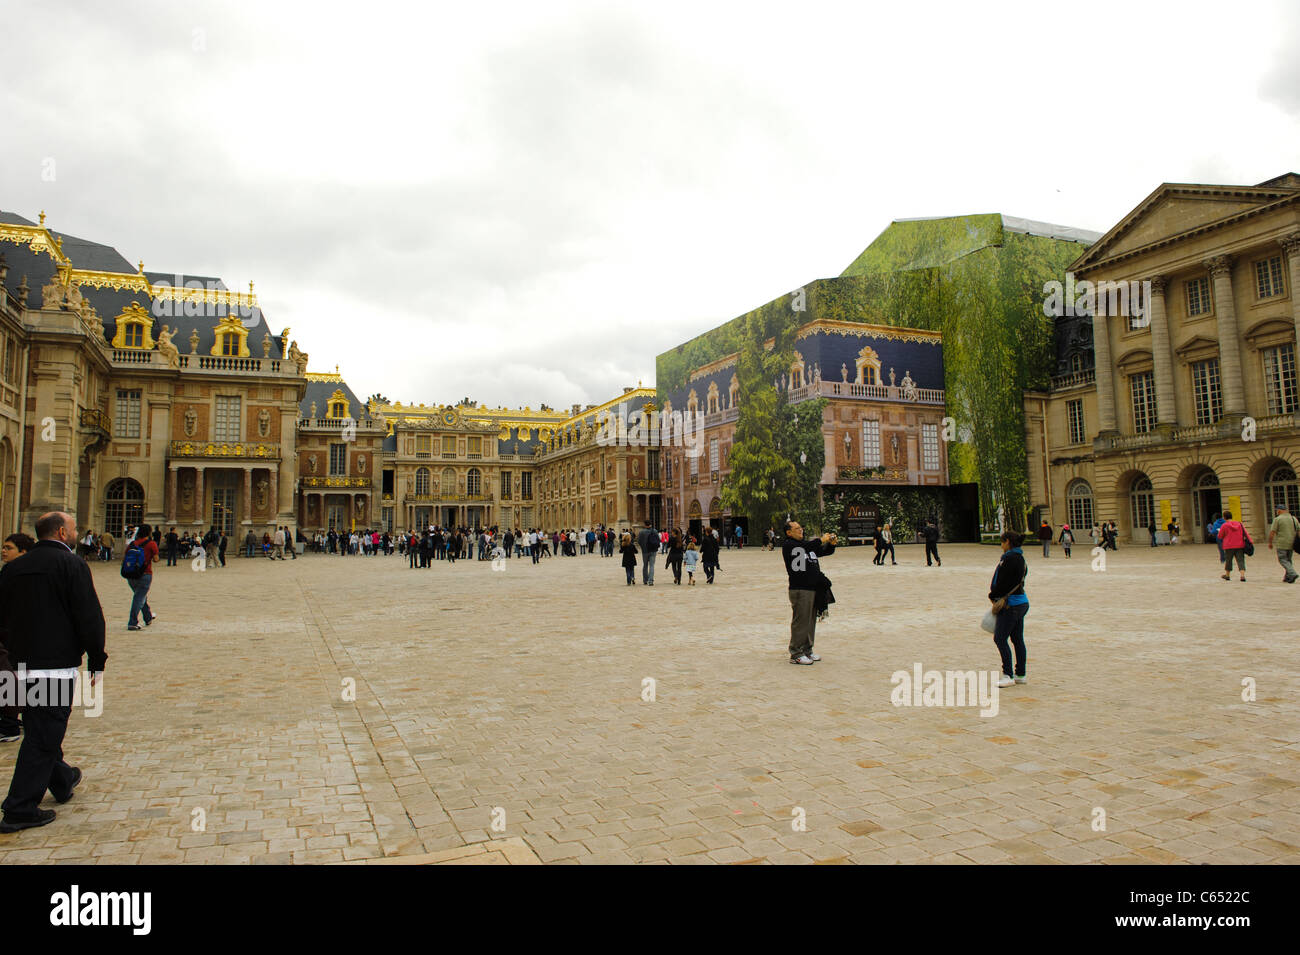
[4,0,1298,410]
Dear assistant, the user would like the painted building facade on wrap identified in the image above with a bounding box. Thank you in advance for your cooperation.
[659,318,948,537]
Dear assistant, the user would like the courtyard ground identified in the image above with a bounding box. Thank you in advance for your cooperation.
[0,540,1296,865]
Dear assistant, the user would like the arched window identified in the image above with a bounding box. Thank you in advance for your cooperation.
[729,374,739,408]
[1066,478,1094,531]
[415,468,430,495]
[856,345,882,386]
[104,478,145,536]
[441,467,455,494]
[1265,463,1298,515]
[467,468,481,496]
[687,389,698,414]
[1130,474,1154,532]
[707,382,719,414]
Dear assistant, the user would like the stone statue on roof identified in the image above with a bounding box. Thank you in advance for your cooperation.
[901,370,917,401]
[41,276,66,309]
[157,325,180,368]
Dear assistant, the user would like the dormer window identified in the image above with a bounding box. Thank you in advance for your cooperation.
[220,332,240,356]
[109,302,155,350]
[327,389,350,419]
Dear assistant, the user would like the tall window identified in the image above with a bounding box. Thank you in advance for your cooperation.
[647,449,660,478]
[521,471,533,499]
[467,468,481,496]
[1130,372,1157,433]
[1264,463,1299,515]
[2,337,14,382]
[1067,399,1086,444]
[329,443,347,476]
[709,438,719,472]
[104,478,145,537]
[1186,276,1212,317]
[1066,479,1094,531]
[442,435,456,457]
[415,467,430,495]
[115,389,141,438]
[1130,475,1155,531]
[467,436,482,459]
[1262,344,1297,415]
[415,434,431,458]
[1191,359,1223,425]
[220,332,240,356]
[501,470,512,500]
[922,423,939,471]
[214,396,241,443]
[690,446,699,475]
[1255,255,1285,299]
[861,419,881,467]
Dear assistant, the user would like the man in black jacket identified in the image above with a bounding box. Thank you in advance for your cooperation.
[0,511,107,833]
[782,519,836,665]
[923,520,942,567]
[700,530,720,584]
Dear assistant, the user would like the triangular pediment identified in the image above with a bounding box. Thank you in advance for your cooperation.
[1072,180,1300,272]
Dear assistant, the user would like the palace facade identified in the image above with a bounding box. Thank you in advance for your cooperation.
[0,211,659,542]
[1024,173,1300,542]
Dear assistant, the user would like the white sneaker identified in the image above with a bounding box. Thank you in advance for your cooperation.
[1014,675,1028,684]
[790,655,814,665]
[808,652,821,662]
[997,674,1015,688]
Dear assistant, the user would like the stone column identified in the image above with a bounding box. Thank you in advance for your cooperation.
[1092,295,1118,434]
[242,467,252,524]
[1148,276,1177,428]
[194,466,205,527]
[1206,255,1245,417]
[1281,233,1300,377]
[167,466,178,524]
[268,466,279,525]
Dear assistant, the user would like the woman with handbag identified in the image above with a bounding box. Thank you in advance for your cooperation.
[988,530,1029,689]
[1216,510,1251,582]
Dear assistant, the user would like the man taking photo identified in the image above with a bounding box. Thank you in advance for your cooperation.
[0,511,106,833]
[782,519,835,665]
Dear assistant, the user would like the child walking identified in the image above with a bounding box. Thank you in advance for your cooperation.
[684,539,700,585]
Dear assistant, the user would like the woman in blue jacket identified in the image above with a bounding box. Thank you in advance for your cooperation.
[989,531,1029,688]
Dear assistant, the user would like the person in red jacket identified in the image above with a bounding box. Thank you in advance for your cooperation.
[1216,510,1251,582]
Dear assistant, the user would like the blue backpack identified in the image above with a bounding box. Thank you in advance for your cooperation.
[120,542,147,579]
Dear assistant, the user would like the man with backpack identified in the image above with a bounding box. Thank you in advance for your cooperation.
[1267,504,1299,584]
[123,524,158,631]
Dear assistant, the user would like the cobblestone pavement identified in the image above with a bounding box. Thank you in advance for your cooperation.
[0,541,1296,864]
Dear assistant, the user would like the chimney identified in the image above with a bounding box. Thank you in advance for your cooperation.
[623,386,633,394]
[571,403,581,416]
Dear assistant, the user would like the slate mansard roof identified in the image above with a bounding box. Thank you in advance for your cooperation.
[0,210,285,358]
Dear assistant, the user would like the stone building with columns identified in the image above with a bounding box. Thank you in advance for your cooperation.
[364,387,659,534]
[1025,173,1300,542]
[296,372,387,534]
[0,210,307,542]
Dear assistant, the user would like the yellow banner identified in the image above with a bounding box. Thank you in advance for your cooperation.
[1159,499,1172,527]
[1227,495,1242,521]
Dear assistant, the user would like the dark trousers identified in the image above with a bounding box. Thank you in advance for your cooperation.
[166,546,178,567]
[2,678,78,819]
[703,560,716,583]
[1223,548,1246,572]
[925,542,940,565]
[788,588,817,658]
[882,543,895,564]
[0,644,20,735]
[993,603,1028,678]
[668,555,682,584]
